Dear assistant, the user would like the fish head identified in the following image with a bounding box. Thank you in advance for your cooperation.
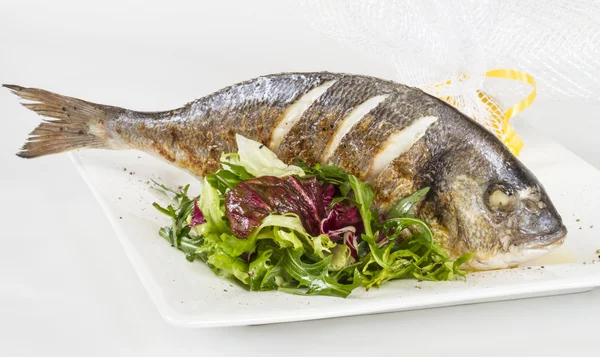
[424,142,567,270]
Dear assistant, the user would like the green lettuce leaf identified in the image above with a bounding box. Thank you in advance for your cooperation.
[310,234,336,259]
[248,214,335,258]
[219,152,254,180]
[330,244,352,271]
[273,227,304,250]
[196,178,229,235]
[207,249,250,285]
[229,134,305,177]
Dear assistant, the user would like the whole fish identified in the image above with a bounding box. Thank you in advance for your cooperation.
[4,72,567,270]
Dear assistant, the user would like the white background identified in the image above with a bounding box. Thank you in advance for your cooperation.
[1,1,599,356]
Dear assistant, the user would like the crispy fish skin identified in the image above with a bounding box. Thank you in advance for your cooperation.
[109,73,336,176]
[277,75,396,165]
[5,72,567,269]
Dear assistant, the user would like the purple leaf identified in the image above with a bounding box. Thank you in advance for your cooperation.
[320,199,364,259]
[320,202,363,236]
[190,200,207,227]
[225,176,326,238]
[321,184,336,211]
[325,225,356,241]
[343,231,359,260]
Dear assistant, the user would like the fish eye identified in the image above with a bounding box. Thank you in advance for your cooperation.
[485,183,516,212]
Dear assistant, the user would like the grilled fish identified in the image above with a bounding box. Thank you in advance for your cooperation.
[4,72,567,269]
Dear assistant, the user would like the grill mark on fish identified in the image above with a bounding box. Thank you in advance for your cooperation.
[367,115,438,179]
[277,75,394,164]
[328,89,438,180]
[270,80,337,150]
[323,94,390,163]
[371,137,431,211]
[189,74,334,160]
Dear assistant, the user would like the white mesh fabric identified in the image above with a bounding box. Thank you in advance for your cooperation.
[299,0,600,152]
[300,0,600,100]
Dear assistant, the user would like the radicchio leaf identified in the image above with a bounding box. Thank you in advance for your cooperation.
[320,203,363,235]
[319,194,364,259]
[321,184,336,211]
[189,200,207,226]
[225,174,365,261]
[225,176,326,238]
[343,231,360,260]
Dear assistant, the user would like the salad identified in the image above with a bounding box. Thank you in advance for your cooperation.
[153,134,473,298]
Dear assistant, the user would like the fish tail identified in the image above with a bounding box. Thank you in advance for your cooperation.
[4,84,124,158]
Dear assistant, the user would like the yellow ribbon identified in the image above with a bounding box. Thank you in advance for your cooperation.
[431,69,537,156]
[485,69,536,156]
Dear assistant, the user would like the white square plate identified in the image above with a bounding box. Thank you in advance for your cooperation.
[69,123,600,327]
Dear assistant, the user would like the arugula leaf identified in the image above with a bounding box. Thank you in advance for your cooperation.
[248,249,273,291]
[380,217,434,244]
[327,196,349,210]
[177,235,203,262]
[206,169,245,194]
[454,252,475,272]
[297,162,349,185]
[348,175,375,237]
[357,240,370,259]
[260,259,294,290]
[281,249,360,298]
[386,187,430,219]
[153,183,196,251]
[153,203,174,217]
[151,180,190,198]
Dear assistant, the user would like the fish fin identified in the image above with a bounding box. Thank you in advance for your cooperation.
[4,84,122,158]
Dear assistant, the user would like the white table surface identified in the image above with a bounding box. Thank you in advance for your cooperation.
[1,1,599,356]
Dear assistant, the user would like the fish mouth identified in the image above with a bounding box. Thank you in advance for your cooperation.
[513,225,568,249]
[467,225,567,270]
